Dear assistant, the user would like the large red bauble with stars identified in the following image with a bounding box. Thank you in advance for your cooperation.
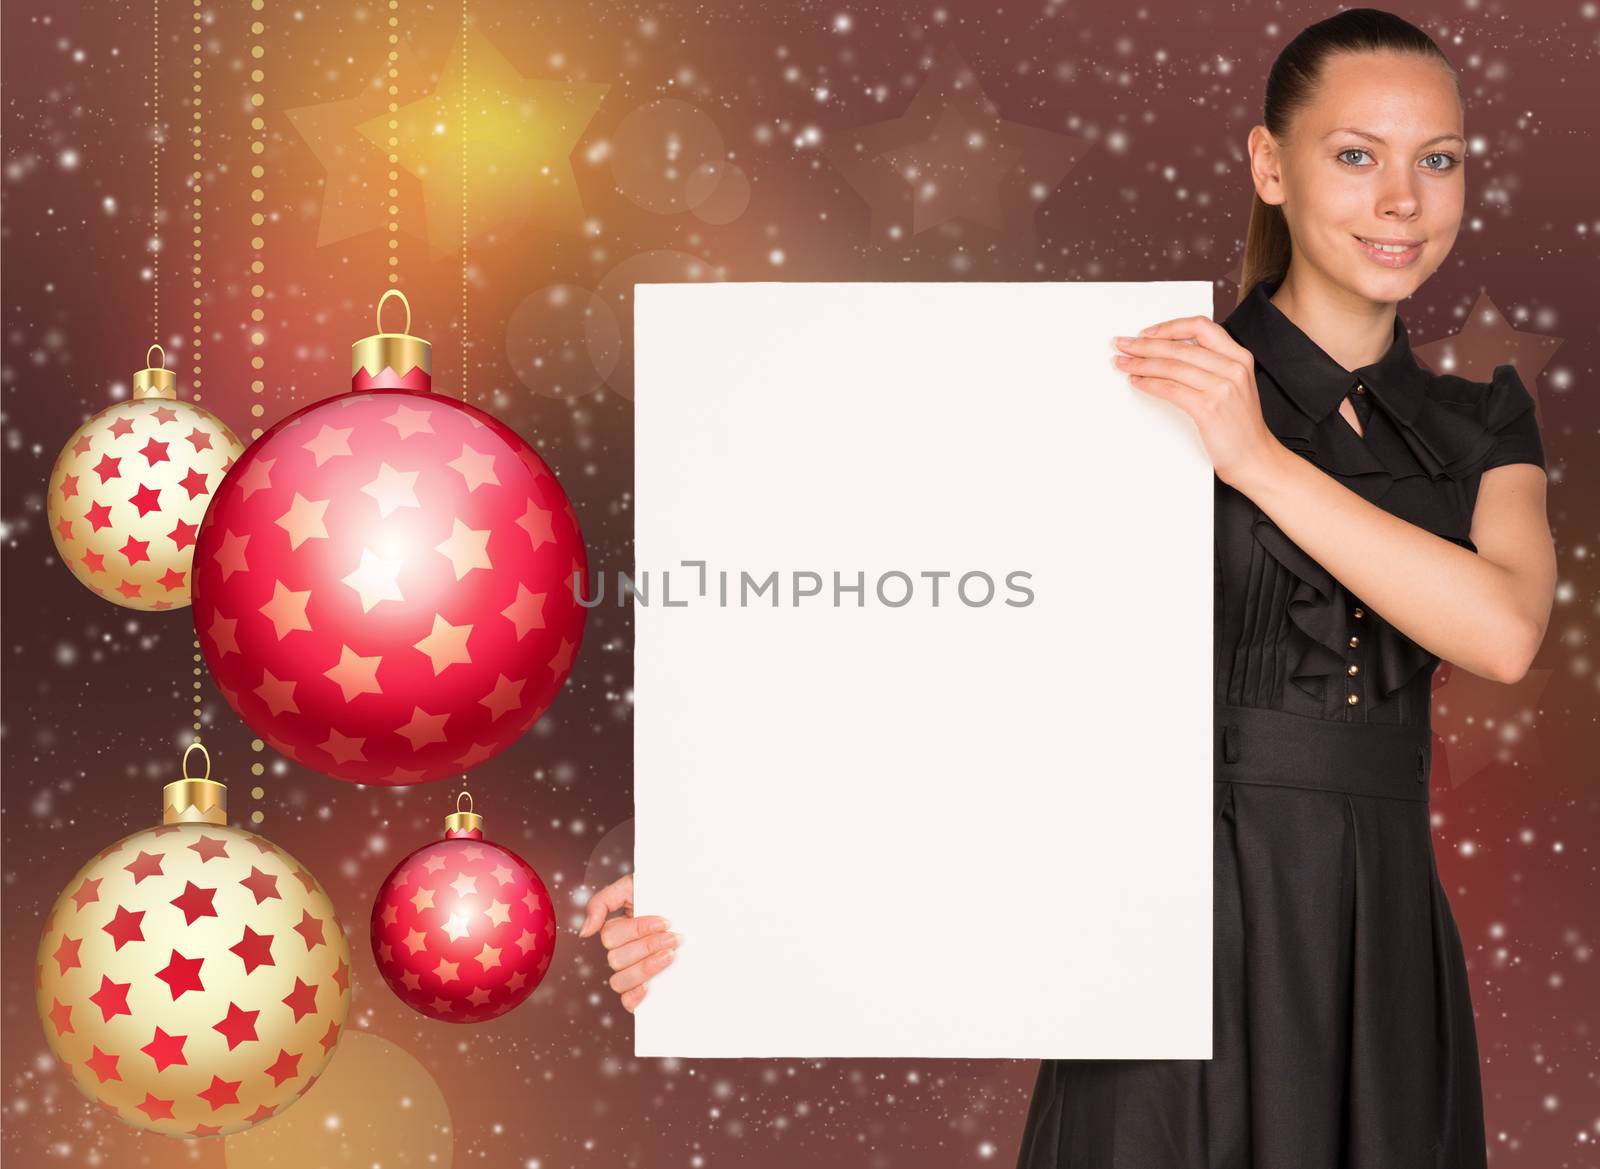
[370,793,556,1023]
[33,746,352,1138]
[47,348,245,611]
[191,292,588,785]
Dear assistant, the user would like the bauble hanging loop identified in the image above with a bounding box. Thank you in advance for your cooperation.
[352,287,432,391]
[164,741,226,825]
[444,789,483,838]
[133,344,177,400]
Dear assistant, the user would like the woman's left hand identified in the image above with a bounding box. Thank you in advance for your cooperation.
[1113,317,1284,491]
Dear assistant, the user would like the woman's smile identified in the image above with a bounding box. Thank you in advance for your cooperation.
[1353,234,1425,267]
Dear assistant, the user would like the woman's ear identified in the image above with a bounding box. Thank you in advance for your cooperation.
[1247,124,1286,207]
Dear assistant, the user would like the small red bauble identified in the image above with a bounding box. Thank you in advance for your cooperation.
[370,792,556,1023]
[191,292,588,785]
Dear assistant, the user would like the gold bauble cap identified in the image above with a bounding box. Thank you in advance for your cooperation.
[162,741,227,826]
[352,289,432,380]
[132,344,177,400]
[443,790,483,836]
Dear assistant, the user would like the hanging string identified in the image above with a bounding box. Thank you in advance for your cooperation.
[246,0,268,440]
[189,0,205,749]
[246,0,270,795]
[386,0,402,285]
[189,0,204,403]
[460,0,469,402]
[150,0,162,343]
[459,0,471,789]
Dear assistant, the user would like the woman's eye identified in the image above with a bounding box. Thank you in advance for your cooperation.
[1338,147,1462,171]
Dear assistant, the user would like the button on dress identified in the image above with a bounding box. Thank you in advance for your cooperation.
[1014,275,1547,1169]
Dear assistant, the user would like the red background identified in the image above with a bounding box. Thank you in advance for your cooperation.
[3,0,1595,1165]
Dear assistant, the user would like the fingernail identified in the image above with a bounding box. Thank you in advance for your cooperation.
[666,932,681,946]
[652,918,668,931]
[661,949,676,963]
[1138,326,1153,336]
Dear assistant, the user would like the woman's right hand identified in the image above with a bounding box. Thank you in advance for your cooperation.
[578,873,681,1013]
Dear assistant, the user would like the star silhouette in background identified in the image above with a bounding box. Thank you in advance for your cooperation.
[356,25,609,257]
[284,40,431,249]
[825,43,1088,246]
[1411,288,1564,392]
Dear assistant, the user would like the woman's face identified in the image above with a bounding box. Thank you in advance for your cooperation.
[1252,50,1466,304]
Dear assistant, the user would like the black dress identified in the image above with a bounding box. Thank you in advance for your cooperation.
[1014,275,1547,1169]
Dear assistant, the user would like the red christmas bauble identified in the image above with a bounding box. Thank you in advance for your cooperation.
[370,794,556,1023]
[191,293,588,785]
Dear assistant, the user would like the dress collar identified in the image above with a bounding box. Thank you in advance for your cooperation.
[1221,274,1430,428]
[1219,274,1494,543]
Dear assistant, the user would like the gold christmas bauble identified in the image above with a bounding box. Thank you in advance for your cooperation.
[35,745,351,1138]
[47,346,244,611]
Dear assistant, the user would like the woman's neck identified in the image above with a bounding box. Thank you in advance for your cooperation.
[1269,266,1399,372]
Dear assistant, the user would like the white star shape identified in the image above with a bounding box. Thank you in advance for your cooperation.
[254,668,300,717]
[413,614,473,674]
[446,443,500,492]
[323,644,384,702]
[340,548,406,612]
[208,612,240,656]
[395,706,450,751]
[273,493,330,550]
[319,728,366,763]
[260,580,314,640]
[216,529,252,581]
[500,583,546,640]
[237,457,275,500]
[480,673,527,721]
[360,462,421,518]
[434,518,492,580]
[441,913,472,942]
[302,425,354,466]
[383,403,436,439]
[515,499,555,550]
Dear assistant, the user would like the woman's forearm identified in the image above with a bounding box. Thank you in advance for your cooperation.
[1230,442,1538,684]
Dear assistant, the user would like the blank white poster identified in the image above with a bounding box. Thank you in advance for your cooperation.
[632,281,1215,1059]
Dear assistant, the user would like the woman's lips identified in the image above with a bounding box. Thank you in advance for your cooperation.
[1354,235,1423,267]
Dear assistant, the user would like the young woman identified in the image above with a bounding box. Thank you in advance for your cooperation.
[580,9,1555,1166]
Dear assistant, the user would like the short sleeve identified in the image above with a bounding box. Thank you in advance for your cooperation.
[1477,363,1546,473]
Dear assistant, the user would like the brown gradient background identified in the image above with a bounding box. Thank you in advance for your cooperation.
[3,0,1597,1165]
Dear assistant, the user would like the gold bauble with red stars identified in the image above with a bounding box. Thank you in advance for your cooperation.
[47,347,245,611]
[34,745,351,1138]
